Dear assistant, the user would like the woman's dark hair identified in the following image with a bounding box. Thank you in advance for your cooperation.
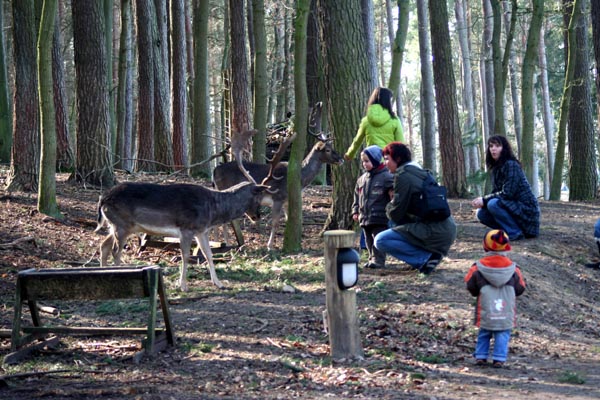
[367,87,396,119]
[383,142,411,165]
[485,135,519,169]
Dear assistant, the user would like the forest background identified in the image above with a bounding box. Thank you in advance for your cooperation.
[0,0,599,252]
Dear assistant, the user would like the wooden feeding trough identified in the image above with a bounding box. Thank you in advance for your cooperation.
[5,266,175,364]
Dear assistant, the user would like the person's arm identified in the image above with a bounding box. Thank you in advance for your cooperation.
[511,267,526,296]
[464,264,482,296]
[385,173,411,223]
[345,118,368,160]
[352,177,361,216]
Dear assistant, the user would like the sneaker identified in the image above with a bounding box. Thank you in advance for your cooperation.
[509,233,524,241]
[492,360,504,368]
[419,253,442,275]
[475,359,487,366]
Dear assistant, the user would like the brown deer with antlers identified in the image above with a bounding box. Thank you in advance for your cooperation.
[213,106,343,250]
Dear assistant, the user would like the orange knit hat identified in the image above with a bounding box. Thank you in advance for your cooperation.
[483,229,511,252]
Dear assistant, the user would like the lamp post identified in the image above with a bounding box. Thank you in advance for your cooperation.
[323,230,363,360]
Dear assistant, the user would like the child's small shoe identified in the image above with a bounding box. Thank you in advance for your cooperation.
[492,360,504,368]
[475,359,487,366]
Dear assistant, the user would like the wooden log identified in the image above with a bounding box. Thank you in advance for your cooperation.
[4,336,60,365]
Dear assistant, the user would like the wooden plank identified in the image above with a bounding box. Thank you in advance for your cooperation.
[22,327,165,335]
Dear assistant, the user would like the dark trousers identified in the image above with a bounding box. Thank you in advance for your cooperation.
[363,224,388,266]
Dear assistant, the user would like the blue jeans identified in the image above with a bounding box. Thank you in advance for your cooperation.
[374,229,431,270]
[594,218,600,239]
[474,328,511,362]
[477,198,523,240]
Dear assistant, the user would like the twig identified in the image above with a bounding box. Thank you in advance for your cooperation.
[0,369,119,382]
[0,236,35,250]
[252,318,269,333]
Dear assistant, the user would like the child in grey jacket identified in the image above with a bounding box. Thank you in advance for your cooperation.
[352,145,394,268]
[464,229,526,367]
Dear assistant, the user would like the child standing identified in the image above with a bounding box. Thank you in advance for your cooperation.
[344,87,404,161]
[352,145,394,268]
[464,229,526,367]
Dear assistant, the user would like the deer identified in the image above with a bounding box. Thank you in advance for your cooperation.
[95,128,272,291]
[213,128,344,250]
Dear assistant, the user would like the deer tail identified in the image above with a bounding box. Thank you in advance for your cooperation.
[94,196,105,233]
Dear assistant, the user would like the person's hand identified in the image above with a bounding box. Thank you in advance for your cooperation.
[344,154,351,162]
[352,213,359,222]
[471,197,484,208]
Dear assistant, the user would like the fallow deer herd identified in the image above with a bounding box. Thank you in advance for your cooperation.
[96,102,343,291]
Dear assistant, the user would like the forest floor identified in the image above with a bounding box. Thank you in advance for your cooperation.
[1,167,600,399]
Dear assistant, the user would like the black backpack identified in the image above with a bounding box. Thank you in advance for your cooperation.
[406,168,451,222]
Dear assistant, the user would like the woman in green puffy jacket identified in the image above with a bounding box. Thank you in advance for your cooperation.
[344,87,404,161]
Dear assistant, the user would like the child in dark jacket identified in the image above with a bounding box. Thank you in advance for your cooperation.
[464,229,526,367]
[352,145,394,268]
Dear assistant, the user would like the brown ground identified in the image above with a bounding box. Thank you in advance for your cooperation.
[1,168,600,399]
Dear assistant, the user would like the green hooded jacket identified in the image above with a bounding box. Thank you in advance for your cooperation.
[345,104,404,160]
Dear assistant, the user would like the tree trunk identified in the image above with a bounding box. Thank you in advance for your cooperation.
[502,0,521,153]
[538,24,555,199]
[591,0,600,158]
[455,0,479,182]
[171,0,188,171]
[429,0,468,197]
[520,0,543,187]
[550,0,582,200]
[52,2,74,172]
[104,0,116,157]
[71,0,114,187]
[481,0,494,138]
[152,0,174,171]
[0,1,12,164]
[135,0,155,172]
[283,0,310,253]
[417,0,435,172]
[251,0,268,162]
[116,0,133,172]
[37,0,62,219]
[317,0,370,231]
[6,0,40,192]
[229,0,252,157]
[191,0,212,177]
[361,0,378,90]
[566,0,596,201]
[387,0,409,121]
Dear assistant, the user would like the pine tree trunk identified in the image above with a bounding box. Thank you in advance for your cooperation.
[171,0,188,170]
[6,0,40,192]
[71,0,114,187]
[0,1,12,164]
[251,0,268,163]
[116,0,133,172]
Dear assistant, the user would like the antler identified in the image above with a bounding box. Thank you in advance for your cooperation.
[261,131,297,188]
[231,128,258,184]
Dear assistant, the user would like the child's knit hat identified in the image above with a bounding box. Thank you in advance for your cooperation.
[483,229,511,252]
[362,145,383,168]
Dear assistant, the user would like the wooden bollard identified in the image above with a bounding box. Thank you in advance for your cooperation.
[323,230,364,360]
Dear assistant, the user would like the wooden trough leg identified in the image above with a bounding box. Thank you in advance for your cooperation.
[158,274,175,345]
[10,278,23,352]
[231,219,244,246]
[146,269,159,354]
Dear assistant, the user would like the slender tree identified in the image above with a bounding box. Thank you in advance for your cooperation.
[0,1,12,164]
[550,0,582,200]
[591,0,600,143]
[520,0,544,185]
[5,0,40,192]
[153,0,174,171]
[116,0,133,171]
[229,0,252,157]
[416,0,435,171]
[37,0,62,218]
[135,0,155,171]
[387,0,409,111]
[171,0,188,170]
[429,0,468,197]
[191,0,212,177]
[52,1,73,171]
[538,24,556,199]
[283,0,310,252]
[251,0,268,162]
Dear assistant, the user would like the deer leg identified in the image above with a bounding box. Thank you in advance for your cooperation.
[196,232,224,289]
[178,234,193,292]
[99,234,114,266]
[267,203,283,250]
